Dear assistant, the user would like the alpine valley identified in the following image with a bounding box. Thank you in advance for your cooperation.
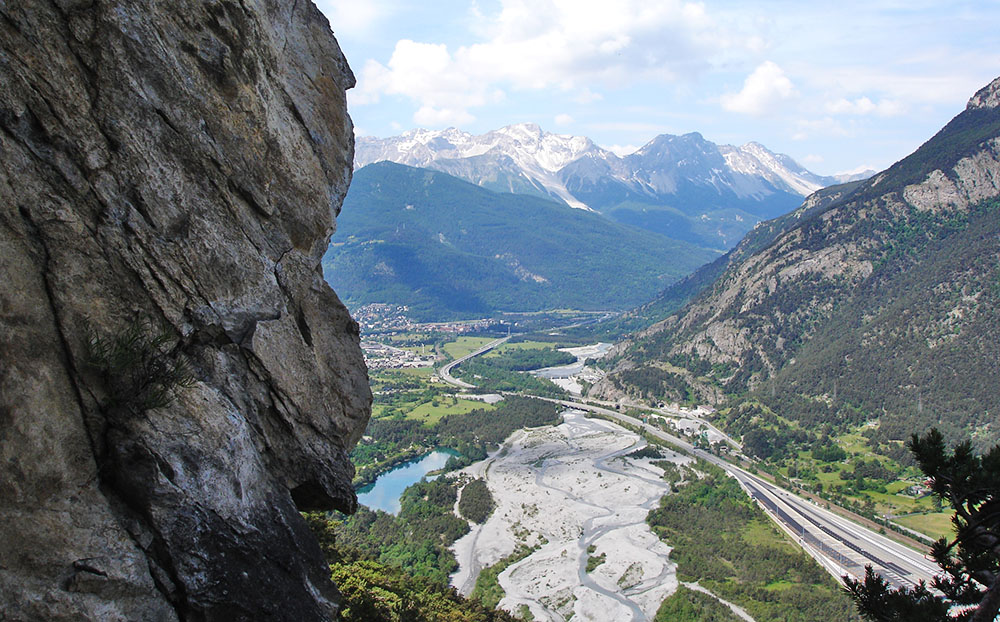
[5,0,1000,620]
[323,161,717,319]
[323,73,1000,622]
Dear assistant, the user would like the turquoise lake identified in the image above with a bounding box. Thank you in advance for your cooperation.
[356,449,456,514]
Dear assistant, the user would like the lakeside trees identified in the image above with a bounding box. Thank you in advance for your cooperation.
[304,513,516,622]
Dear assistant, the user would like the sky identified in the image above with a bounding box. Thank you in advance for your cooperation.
[315,0,1000,176]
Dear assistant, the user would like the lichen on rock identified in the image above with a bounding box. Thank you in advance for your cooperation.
[0,1,370,620]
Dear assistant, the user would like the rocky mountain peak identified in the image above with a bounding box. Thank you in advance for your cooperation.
[497,121,544,139]
[967,75,1000,110]
[358,124,846,247]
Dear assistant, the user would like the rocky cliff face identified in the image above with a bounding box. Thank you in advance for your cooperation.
[594,76,1000,442]
[0,2,370,620]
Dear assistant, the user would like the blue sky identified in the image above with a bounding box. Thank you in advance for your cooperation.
[315,1,999,176]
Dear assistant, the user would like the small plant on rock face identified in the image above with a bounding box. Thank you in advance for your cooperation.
[86,315,195,416]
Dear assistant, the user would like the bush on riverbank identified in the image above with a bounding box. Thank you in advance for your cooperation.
[470,544,538,609]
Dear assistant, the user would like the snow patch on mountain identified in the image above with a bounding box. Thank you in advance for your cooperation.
[356,124,839,213]
[725,142,825,196]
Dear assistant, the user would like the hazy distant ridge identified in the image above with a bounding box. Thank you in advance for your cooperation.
[357,124,872,246]
[324,161,717,320]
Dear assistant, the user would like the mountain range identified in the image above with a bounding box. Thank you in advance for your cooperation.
[357,124,872,248]
[323,162,717,320]
[594,75,1000,447]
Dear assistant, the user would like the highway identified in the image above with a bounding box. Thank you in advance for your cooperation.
[438,341,941,590]
[543,398,940,589]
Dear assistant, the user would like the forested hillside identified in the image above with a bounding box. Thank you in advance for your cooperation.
[614,180,868,332]
[323,162,717,319]
[595,76,1000,448]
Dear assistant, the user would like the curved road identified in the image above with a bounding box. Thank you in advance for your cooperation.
[438,336,511,388]
[538,398,940,589]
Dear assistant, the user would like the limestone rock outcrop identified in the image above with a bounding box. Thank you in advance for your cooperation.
[0,1,370,620]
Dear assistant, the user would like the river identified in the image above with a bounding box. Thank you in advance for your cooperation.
[531,342,613,395]
[356,449,457,514]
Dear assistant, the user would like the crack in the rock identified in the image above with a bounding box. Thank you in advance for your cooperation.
[15,205,99,465]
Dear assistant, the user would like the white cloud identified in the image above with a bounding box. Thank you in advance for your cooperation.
[745,34,768,54]
[720,61,796,115]
[801,154,824,164]
[350,0,749,126]
[814,68,994,107]
[588,121,671,134]
[554,113,574,126]
[573,88,604,104]
[835,164,878,177]
[351,40,502,124]
[414,106,475,126]
[462,0,721,89]
[348,60,389,106]
[824,96,905,117]
[791,117,850,141]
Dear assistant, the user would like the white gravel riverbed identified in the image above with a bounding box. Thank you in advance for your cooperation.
[450,410,692,621]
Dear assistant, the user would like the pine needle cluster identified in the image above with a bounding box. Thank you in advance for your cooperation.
[845,428,1000,621]
[86,315,195,416]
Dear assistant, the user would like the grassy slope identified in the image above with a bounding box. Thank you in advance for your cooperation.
[647,461,860,622]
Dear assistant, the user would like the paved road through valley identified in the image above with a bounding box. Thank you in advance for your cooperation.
[438,336,511,388]
[543,398,940,589]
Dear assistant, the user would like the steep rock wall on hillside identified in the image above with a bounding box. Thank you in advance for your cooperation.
[593,77,1000,439]
[0,1,370,620]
